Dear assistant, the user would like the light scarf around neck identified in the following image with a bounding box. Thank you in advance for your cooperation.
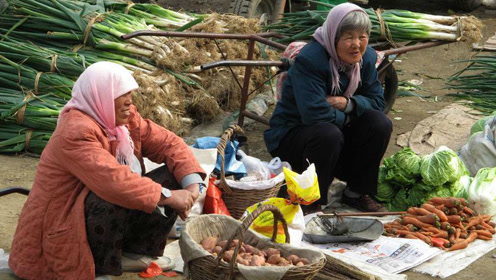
[58,61,139,166]
[312,3,368,97]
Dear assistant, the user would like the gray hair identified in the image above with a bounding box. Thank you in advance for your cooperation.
[336,11,371,40]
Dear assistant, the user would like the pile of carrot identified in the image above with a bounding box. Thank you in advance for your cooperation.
[383,197,495,251]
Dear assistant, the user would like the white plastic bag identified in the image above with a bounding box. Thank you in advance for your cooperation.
[237,150,271,181]
[459,116,496,176]
[0,248,10,272]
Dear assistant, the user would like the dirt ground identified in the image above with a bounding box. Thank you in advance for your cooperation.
[2,1,496,280]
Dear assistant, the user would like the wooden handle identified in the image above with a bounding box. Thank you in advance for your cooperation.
[319,211,406,217]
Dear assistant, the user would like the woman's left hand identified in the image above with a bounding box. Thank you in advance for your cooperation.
[327,96,348,111]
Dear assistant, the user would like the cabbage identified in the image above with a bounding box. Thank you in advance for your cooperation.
[466,167,496,216]
[384,147,421,186]
[449,175,472,199]
[408,182,434,207]
[387,188,409,211]
[376,166,397,202]
[420,146,469,186]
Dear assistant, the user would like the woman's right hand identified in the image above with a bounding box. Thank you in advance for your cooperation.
[159,189,199,212]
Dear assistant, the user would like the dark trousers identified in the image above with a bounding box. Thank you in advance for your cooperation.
[85,165,180,276]
[272,110,392,205]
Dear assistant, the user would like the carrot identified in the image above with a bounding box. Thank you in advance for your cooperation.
[392,229,413,236]
[422,226,441,234]
[406,224,418,232]
[416,214,440,225]
[477,235,492,241]
[464,216,483,229]
[448,231,456,244]
[480,215,492,222]
[481,221,496,234]
[487,221,496,228]
[428,197,460,208]
[448,240,468,251]
[412,232,431,245]
[447,215,462,224]
[430,237,448,249]
[408,207,432,216]
[440,221,451,231]
[433,230,449,239]
[400,216,432,229]
[462,206,475,217]
[455,228,461,241]
[466,231,479,243]
[404,233,419,239]
[474,229,493,239]
[421,203,448,222]
[457,197,469,206]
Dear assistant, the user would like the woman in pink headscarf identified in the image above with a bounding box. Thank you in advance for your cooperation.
[265,3,392,214]
[9,61,206,280]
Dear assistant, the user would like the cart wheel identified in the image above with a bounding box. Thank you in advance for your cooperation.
[453,0,481,11]
[380,63,398,114]
[229,0,283,24]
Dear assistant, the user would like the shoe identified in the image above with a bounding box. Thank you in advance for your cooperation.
[95,275,112,280]
[341,194,388,212]
[301,203,322,215]
[121,254,175,272]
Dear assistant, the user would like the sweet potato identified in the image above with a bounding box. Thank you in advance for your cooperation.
[263,248,281,258]
[286,254,300,265]
[201,236,219,251]
[223,250,234,262]
[250,255,266,267]
[267,254,281,265]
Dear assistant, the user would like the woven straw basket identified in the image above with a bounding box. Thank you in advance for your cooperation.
[216,125,283,219]
[179,204,326,280]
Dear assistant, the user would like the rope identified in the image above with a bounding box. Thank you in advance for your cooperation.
[50,54,58,73]
[374,8,397,47]
[25,129,33,152]
[34,72,43,95]
[71,44,84,52]
[125,2,135,14]
[16,91,35,125]
[83,14,104,46]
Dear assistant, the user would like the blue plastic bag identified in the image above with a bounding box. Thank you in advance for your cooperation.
[192,137,246,178]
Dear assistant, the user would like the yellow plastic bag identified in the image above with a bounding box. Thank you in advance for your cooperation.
[284,163,320,205]
[242,197,300,243]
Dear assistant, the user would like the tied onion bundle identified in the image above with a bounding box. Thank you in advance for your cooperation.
[446,55,496,114]
[265,1,483,44]
[0,124,52,154]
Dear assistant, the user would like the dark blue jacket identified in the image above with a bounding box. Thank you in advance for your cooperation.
[264,40,385,153]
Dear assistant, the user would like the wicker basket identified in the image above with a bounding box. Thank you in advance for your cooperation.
[180,204,326,280]
[216,125,283,219]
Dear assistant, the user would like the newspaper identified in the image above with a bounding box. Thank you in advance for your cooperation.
[302,235,442,274]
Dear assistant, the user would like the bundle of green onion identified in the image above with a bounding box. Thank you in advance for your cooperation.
[446,55,496,114]
[0,88,64,131]
[266,1,483,44]
[0,124,52,154]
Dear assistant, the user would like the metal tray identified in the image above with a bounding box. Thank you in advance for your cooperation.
[303,216,384,244]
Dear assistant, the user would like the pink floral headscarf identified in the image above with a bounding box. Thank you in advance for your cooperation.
[313,3,368,97]
[58,61,139,165]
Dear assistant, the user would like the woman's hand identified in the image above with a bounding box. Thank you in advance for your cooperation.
[159,189,198,212]
[326,96,348,111]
